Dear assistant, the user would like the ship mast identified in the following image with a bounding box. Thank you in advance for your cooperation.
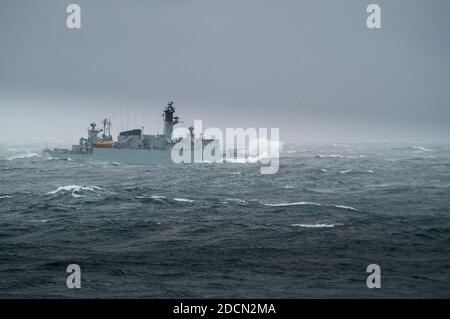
[101,118,112,140]
[162,101,180,139]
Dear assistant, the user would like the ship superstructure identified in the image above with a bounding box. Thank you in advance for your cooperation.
[44,102,218,164]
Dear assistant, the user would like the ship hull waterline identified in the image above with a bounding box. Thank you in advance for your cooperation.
[43,148,261,166]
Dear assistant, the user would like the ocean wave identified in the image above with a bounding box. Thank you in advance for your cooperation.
[151,195,166,200]
[412,146,433,152]
[333,205,358,211]
[263,201,358,211]
[317,154,344,159]
[264,201,321,207]
[224,157,259,164]
[332,144,350,148]
[30,219,48,223]
[291,223,338,228]
[223,198,247,204]
[47,185,102,198]
[47,157,75,162]
[135,195,196,204]
[173,198,195,203]
[134,195,167,202]
[8,152,40,161]
[316,154,364,159]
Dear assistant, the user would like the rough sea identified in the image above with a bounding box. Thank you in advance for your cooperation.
[1,143,449,298]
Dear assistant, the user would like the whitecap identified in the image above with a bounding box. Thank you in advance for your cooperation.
[264,201,358,211]
[174,198,194,203]
[333,205,358,211]
[8,152,40,161]
[225,198,247,203]
[222,198,247,205]
[291,223,337,228]
[317,154,344,159]
[31,219,48,223]
[248,138,283,159]
[0,195,12,199]
[47,185,102,197]
[284,185,295,189]
[340,169,352,174]
[367,170,374,173]
[317,154,364,159]
[264,201,323,207]
[134,195,164,200]
[412,146,433,152]
[321,168,329,172]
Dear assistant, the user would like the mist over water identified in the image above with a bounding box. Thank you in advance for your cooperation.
[1,143,449,298]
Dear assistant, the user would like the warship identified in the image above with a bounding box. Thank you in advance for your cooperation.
[44,102,219,164]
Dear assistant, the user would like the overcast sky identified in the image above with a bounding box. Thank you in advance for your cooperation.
[0,0,449,144]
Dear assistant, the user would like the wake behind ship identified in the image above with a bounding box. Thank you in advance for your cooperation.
[44,102,218,164]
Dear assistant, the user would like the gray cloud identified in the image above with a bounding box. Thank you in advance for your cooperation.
[1,0,449,144]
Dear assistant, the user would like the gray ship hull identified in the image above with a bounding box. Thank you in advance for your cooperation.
[45,148,176,165]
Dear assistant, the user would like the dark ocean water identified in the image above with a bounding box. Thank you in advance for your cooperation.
[1,143,449,298]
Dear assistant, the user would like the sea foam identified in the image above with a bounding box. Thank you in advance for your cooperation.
[47,185,102,197]
[8,152,40,161]
[412,146,433,152]
[291,223,337,228]
[174,198,195,203]
[264,201,358,211]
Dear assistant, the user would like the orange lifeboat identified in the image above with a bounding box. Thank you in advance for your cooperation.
[92,141,115,148]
